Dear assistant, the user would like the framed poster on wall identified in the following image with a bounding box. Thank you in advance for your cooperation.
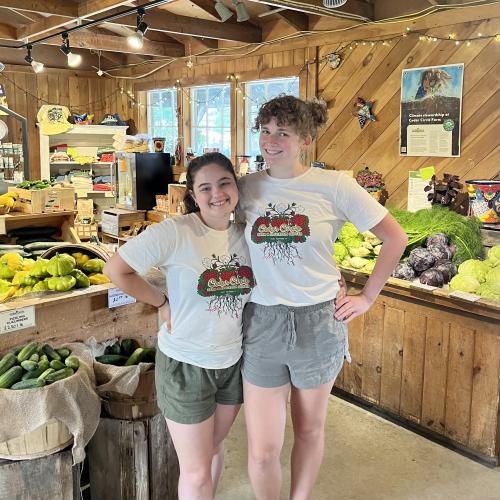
[400,63,464,157]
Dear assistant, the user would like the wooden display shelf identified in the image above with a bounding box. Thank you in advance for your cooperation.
[0,211,79,242]
[336,269,500,465]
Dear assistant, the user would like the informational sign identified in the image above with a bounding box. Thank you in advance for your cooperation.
[400,64,464,157]
[449,290,481,302]
[108,287,136,308]
[0,306,35,334]
[407,167,434,212]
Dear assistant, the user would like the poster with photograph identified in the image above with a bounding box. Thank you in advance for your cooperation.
[400,64,464,157]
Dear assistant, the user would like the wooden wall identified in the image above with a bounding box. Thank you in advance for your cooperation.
[0,68,146,180]
[134,13,500,209]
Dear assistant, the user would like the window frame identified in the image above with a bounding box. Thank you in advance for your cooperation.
[147,87,178,154]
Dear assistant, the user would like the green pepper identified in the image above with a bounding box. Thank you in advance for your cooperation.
[46,275,76,292]
[47,253,76,277]
[71,269,90,288]
[82,258,105,274]
[15,285,33,296]
[29,258,50,279]
[33,280,48,292]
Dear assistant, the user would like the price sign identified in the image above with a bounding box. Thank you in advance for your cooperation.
[410,281,437,292]
[449,291,480,302]
[108,288,136,308]
[0,306,35,334]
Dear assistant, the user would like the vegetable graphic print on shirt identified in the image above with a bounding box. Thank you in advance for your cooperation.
[197,253,256,317]
[251,202,310,265]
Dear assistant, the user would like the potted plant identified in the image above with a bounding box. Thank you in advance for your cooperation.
[355,166,386,203]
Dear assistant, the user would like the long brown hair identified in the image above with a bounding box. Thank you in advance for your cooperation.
[183,152,238,214]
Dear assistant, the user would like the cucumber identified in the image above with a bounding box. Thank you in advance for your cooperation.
[29,353,39,362]
[125,348,146,366]
[0,353,17,376]
[105,343,122,356]
[50,359,65,370]
[21,360,39,371]
[42,344,61,361]
[22,360,49,380]
[0,366,23,388]
[37,368,55,382]
[95,354,128,366]
[39,354,49,364]
[17,342,38,362]
[11,378,46,390]
[56,347,71,359]
[45,367,74,383]
[0,244,23,250]
[23,242,59,251]
[120,338,140,357]
[65,356,80,370]
[143,347,156,363]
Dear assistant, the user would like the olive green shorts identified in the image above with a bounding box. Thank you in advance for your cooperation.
[155,349,243,425]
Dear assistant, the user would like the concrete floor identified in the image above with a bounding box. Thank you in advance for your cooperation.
[216,396,500,500]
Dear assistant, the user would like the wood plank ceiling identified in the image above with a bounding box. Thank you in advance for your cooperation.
[0,0,396,72]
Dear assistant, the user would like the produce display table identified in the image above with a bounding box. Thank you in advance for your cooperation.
[0,282,159,354]
[336,269,500,465]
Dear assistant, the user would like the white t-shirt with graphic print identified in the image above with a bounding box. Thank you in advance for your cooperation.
[238,168,388,306]
[118,213,255,369]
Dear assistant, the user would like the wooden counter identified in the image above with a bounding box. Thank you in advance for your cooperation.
[0,283,159,354]
[336,270,500,465]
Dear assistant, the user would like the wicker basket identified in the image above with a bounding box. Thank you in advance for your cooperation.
[0,205,11,215]
[0,418,73,460]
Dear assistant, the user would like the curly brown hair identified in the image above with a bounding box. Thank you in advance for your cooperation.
[253,95,328,139]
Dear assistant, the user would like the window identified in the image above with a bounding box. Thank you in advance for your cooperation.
[147,88,178,154]
[244,77,299,159]
[191,84,231,158]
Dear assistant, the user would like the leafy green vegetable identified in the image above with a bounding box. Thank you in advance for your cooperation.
[476,282,500,302]
[389,207,483,263]
[488,245,500,264]
[338,223,361,244]
[449,274,480,293]
[333,242,348,265]
[486,266,500,285]
[457,259,488,283]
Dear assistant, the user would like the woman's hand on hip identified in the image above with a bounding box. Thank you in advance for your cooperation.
[335,274,347,302]
[159,302,172,333]
[334,292,374,324]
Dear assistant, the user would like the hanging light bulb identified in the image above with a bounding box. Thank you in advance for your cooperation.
[128,7,148,49]
[96,50,104,76]
[60,33,82,67]
[0,62,4,72]
[24,44,44,73]
[231,0,249,22]
[214,0,233,22]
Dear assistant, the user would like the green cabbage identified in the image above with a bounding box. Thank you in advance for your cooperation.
[348,257,371,269]
[476,282,500,302]
[484,258,500,268]
[344,238,363,251]
[486,266,500,285]
[488,245,500,263]
[338,223,361,244]
[449,274,480,293]
[457,259,488,283]
[362,260,376,273]
[333,242,348,265]
[350,246,371,257]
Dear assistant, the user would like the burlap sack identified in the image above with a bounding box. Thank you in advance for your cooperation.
[94,360,154,397]
[0,342,100,464]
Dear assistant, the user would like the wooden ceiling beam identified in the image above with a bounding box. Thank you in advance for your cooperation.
[77,1,139,18]
[42,31,185,57]
[18,7,261,43]
[0,1,78,18]
[110,11,261,42]
[0,23,17,41]
[185,0,220,20]
[275,9,309,31]
[168,33,219,52]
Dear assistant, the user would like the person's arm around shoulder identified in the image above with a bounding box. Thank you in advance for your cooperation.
[334,213,407,323]
[104,254,172,330]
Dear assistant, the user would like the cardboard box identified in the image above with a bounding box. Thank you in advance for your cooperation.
[101,208,146,237]
[9,186,75,214]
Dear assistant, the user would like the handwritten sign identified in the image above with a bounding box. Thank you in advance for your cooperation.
[410,281,437,292]
[0,306,35,334]
[108,288,136,308]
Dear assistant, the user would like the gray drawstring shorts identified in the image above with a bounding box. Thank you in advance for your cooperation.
[241,300,351,390]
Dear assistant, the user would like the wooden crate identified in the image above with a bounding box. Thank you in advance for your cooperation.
[0,449,81,500]
[88,414,179,500]
[75,222,98,240]
[101,208,146,237]
[168,184,186,215]
[9,186,75,214]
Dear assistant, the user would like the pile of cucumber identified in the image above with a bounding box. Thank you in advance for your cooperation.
[96,338,156,366]
[0,343,80,390]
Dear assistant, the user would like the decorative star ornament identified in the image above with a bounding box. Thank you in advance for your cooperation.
[353,97,376,129]
[326,53,341,69]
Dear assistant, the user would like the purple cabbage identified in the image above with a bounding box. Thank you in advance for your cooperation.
[392,262,416,280]
[426,233,449,247]
[419,268,445,287]
[408,247,436,272]
[428,244,454,261]
[433,260,457,283]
